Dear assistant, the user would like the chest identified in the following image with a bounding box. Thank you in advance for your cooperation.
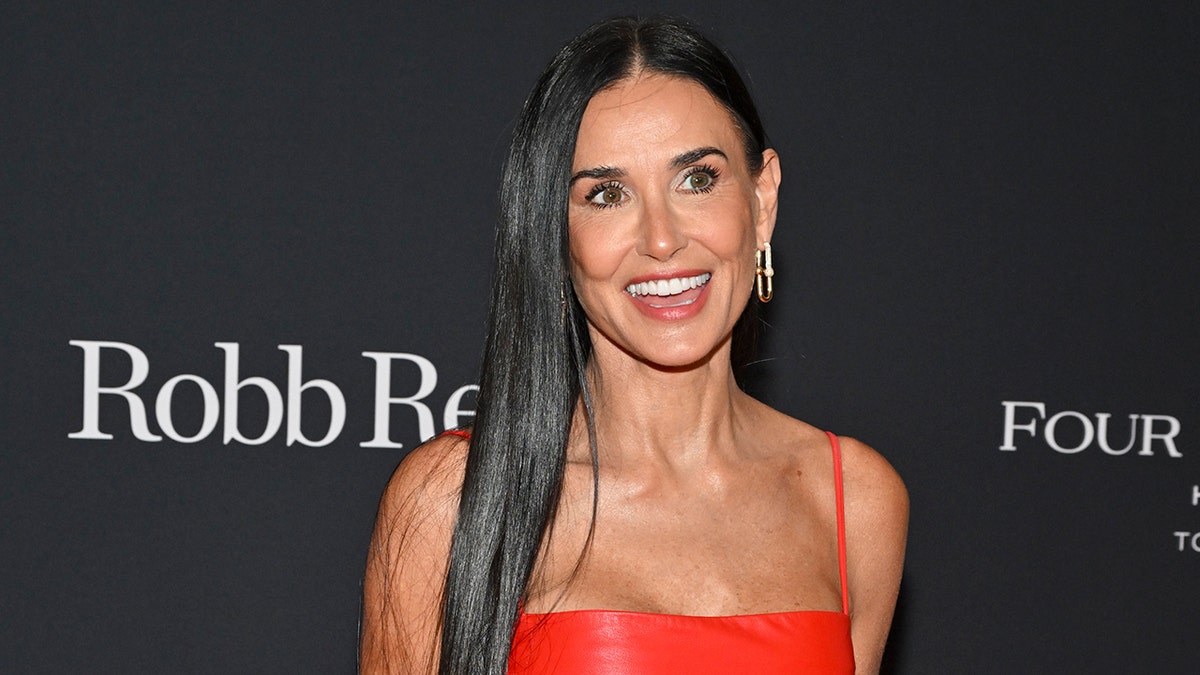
[526,467,843,615]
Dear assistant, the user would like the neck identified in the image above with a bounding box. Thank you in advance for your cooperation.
[578,335,756,475]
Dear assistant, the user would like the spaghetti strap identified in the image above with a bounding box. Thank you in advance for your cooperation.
[825,430,850,616]
[440,429,471,439]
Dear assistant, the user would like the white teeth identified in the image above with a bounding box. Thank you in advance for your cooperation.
[625,272,712,297]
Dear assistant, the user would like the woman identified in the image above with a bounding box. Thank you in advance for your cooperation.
[361,16,907,675]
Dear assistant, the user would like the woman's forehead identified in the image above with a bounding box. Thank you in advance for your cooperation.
[573,75,743,168]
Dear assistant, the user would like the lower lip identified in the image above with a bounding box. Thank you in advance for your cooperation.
[627,282,711,321]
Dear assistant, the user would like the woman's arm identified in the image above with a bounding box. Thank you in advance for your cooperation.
[360,435,467,674]
[839,435,909,675]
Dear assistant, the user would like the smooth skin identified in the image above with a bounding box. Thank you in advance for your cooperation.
[361,74,908,675]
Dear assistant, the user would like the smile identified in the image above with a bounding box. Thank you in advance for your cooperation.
[624,273,712,306]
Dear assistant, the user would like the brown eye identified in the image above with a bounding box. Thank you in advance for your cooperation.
[587,182,626,207]
[685,171,713,190]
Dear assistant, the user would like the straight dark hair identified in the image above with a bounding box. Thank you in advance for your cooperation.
[438,16,768,674]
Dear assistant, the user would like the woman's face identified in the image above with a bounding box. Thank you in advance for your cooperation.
[568,74,780,370]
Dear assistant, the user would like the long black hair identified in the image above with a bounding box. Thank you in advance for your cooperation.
[438,16,768,674]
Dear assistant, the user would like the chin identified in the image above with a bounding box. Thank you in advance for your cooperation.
[587,312,735,370]
[634,334,731,372]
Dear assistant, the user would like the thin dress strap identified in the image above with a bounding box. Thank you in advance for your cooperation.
[825,430,850,616]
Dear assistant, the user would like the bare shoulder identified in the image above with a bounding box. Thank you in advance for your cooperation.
[836,435,908,675]
[837,435,908,522]
[379,433,470,519]
[836,434,908,569]
[749,405,907,538]
[361,433,469,674]
[368,432,470,587]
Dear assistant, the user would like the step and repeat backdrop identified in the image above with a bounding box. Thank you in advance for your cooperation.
[4,2,1197,673]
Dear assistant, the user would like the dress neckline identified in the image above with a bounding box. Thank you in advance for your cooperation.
[520,607,849,620]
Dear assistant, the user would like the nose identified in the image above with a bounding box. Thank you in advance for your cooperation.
[635,195,687,261]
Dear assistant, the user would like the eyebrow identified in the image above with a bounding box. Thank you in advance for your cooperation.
[670,146,726,169]
[569,165,624,186]
[568,146,728,186]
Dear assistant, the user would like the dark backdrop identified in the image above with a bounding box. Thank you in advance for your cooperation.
[4,2,1197,673]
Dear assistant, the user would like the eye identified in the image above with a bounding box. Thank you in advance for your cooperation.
[686,172,712,190]
[586,181,627,208]
[682,165,719,193]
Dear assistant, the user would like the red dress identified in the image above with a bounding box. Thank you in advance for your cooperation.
[507,431,855,674]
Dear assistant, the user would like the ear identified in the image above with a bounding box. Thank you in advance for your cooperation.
[754,149,782,246]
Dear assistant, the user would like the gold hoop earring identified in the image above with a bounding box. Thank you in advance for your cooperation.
[755,242,774,303]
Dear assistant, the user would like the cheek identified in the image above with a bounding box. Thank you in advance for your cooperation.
[687,200,757,263]
[568,225,626,295]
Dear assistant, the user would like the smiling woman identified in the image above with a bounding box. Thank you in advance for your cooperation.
[361,15,907,675]
[567,75,779,365]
